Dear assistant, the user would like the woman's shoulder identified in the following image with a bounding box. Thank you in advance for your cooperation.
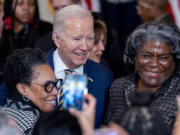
[110,73,136,93]
[112,73,135,86]
[1,100,40,134]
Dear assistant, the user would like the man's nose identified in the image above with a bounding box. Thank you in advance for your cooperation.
[80,39,88,50]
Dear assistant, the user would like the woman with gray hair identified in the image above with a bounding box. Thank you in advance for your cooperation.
[104,23,180,134]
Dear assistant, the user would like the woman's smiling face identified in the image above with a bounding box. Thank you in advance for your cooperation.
[25,64,58,112]
[136,40,175,89]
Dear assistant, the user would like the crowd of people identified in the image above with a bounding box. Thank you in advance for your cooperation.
[0,0,180,135]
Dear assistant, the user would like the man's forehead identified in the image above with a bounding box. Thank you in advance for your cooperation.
[64,17,93,25]
[63,17,94,33]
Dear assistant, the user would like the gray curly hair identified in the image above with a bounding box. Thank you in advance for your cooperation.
[125,23,180,65]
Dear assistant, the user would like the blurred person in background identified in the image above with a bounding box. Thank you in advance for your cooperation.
[92,12,107,39]
[50,0,82,15]
[0,48,58,135]
[35,0,82,52]
[104,23,180,134]
[89,21,106,64]
[101,1,142,79]
[136,0,175,25]
[91,12,110,68]
[91,12,125,78]
[0,0,52,83]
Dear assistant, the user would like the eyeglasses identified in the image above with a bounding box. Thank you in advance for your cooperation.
[32,79,62,93]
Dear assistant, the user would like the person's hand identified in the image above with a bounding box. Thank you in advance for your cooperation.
[69,94,96,135]
[108,123,129,135]
[173,96,180,135]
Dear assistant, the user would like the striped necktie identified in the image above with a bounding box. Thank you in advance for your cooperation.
[58,69,74,109]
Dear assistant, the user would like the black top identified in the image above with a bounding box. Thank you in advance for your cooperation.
[104,69,180,134]
[0,20,52,82]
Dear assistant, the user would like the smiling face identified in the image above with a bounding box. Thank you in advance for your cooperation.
[136,40,175,90]
[54,17,94,69]
[12,0,35,25]
[89,33,105,63]
[25,64,58,112]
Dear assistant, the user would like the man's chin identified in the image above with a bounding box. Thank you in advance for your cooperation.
[73,60,87,67]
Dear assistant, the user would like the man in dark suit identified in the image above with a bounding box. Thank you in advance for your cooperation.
[48,5,113,128]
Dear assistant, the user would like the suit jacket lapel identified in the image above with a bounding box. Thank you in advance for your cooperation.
[47,48,56,70]
[84,60,94,94]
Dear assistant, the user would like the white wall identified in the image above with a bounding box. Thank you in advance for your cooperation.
[37,0,53,23]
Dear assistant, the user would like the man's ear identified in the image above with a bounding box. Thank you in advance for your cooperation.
[53,31,61,48]
[16,83,28,96]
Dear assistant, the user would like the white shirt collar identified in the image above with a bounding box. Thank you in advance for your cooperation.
[53,49,83,79]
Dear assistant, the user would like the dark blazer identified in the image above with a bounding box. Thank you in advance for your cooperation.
[0,81,7,106]
[47,48,113,128]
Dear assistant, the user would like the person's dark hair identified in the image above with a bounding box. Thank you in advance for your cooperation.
[32,110,82,135]
[3,48,47,94]
[117,91,168,135]
[94,21,105,45]
[125,23,180,66]
[3,0,39,27]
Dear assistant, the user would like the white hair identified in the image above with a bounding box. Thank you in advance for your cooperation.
[53,5,93,37]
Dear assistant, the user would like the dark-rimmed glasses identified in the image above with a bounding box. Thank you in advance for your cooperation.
[32,79,62,93]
